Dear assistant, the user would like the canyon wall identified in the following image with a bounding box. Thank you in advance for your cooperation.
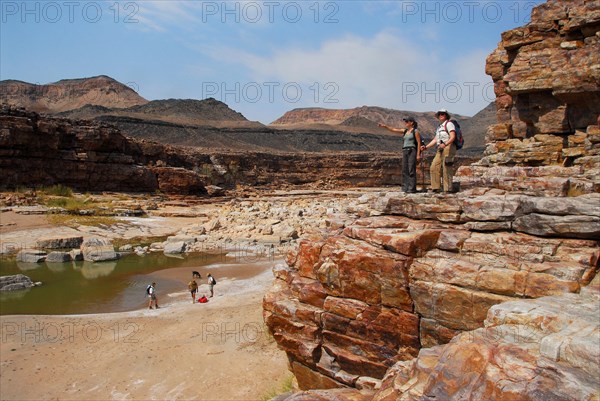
[264,1,600,400]
[2,106,477,194]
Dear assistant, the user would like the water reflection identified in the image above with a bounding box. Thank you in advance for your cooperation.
[80,261,117,279]
[16,261,43,271]
[46,262,68,273]
[164,253,185,259]
[0,288,29,300]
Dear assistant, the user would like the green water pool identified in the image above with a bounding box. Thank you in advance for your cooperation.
[0,252,245,315]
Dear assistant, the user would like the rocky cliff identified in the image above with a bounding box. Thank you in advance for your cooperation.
[264,1,600,399]
[470,0,600,193]
[0,106,204,195]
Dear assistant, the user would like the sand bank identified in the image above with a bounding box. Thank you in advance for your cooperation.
[0,268,290,400]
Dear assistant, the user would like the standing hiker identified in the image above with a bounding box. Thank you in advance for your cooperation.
[147,282,159,309]
[207,274,216,298]
[379,117,422,193]
[188,278,198,303]
[421,109,457,193]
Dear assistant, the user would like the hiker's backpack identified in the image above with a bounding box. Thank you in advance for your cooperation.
[444,120,464,150]
[211,276,216,285]
[146,285,152,295]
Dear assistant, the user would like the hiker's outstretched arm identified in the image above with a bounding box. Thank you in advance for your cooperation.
[378,123,406,135]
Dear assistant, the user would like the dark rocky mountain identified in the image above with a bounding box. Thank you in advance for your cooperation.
[126,98,247,121]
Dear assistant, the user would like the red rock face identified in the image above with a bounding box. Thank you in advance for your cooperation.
[264,233,421,389]
[264,207,599,390]
[486,0,600,136]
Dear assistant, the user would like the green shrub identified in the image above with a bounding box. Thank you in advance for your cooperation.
[260,374,294,401]
[41,184,73,197]
[45,197,87,211]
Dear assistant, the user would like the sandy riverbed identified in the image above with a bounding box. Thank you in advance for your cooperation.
[0,210,292,400]
[0,268,291,400]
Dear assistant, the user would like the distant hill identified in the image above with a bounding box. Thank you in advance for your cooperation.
[58,98,263,128]
[0,75,492,154]
[270,104,492,153]
[0,75,147,113]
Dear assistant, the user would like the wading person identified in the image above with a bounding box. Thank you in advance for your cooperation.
[379,117,422,193]
[148,282,159,309]
[421,109,456,193]
[188,278,198,304]
[207,274,216,297]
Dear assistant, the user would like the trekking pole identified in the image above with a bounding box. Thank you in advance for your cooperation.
[420,156,425,192]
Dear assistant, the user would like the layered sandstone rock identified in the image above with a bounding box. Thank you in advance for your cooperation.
[373,275,600,401]
[263,192,599,391]
[265,2,600,399]
[0,107,161,193]
[459,0,600,193]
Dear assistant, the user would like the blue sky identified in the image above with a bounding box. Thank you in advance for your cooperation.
[1,0,545,123]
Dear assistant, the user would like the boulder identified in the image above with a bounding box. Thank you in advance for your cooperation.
[16,249,46,263]
[70,249,84,261]
[45,251,72,263]
[80,237,118,262]
[0,274,39,291]
[163,241,187,254]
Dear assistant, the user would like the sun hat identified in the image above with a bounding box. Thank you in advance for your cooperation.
[435,109,450,118]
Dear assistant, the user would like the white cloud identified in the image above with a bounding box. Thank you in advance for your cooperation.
[207,30,493,116]
[133,1,201,32]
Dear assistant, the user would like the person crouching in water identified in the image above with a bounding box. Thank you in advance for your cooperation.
[188,278,198,303]
[379,117,422,193]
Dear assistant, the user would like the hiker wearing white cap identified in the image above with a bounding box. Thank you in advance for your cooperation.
[420,109,456,193]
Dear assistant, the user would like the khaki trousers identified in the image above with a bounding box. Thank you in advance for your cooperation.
[430,144,456,191]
